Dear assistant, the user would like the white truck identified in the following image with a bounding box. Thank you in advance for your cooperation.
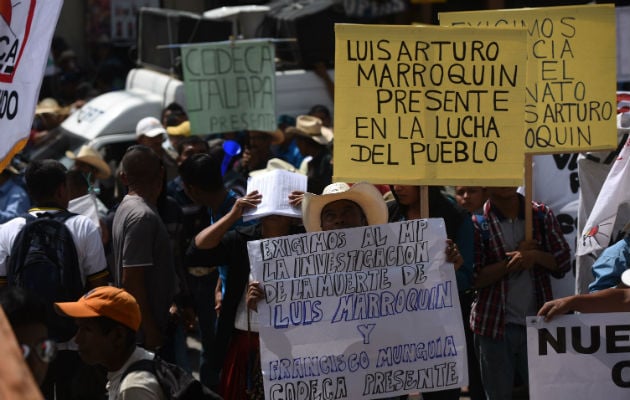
[32,5,334,168]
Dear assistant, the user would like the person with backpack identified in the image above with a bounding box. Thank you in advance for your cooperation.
[0,159,110,399]
[54,286,221,400]
[0,159,110,296]
[471,186,571,399]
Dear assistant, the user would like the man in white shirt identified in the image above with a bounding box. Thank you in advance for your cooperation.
[0,159,109,399]
[55,286,166,400]
[0,159,109,290]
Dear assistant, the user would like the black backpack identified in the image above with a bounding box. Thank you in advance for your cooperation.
[122,356,222,400]
[6,211,84,341]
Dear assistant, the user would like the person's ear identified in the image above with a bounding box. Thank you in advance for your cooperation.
[119,170,129,186]
[183,183,196,197]
[56,181,69,206]
[110,325,128,348]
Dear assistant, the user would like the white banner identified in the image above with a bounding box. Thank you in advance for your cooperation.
[248,219,468,399]
[527,313,630,399]
[577,114,630,257]
[0,0,63,172]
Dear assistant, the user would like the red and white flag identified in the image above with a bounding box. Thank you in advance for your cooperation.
[0,0,63,172]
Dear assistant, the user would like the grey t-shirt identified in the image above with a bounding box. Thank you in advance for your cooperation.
[500,218,537,325]
[112,194,177,336]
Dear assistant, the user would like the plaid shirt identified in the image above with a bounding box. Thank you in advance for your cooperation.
[470,195,571,339]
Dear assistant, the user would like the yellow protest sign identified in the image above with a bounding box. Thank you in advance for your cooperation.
[440,4,617,154]
[334,24,527,186]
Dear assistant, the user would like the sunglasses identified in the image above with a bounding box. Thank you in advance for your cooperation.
[21,340,57,363]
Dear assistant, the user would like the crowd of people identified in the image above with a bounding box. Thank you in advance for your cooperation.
[1,40,630,400]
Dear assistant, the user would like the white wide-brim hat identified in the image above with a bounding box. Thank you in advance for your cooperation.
[249,158,302,177]
[301,182,388,232]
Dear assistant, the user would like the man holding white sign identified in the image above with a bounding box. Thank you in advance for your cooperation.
[248,182,467,399]
[186,167,305,398]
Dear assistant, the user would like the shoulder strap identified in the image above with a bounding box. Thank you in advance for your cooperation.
[122,358,156,381]
[473,214,490,243]
[46,210,77,223]
[16,212,36,224]
[22,210,77,223]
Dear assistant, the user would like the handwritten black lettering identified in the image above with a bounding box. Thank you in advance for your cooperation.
[410,140,498,164]
[362,362,458,395]
[269,377,348,400]
[375,336,457,367]
[268,353,369,381]
[331,282,453,323]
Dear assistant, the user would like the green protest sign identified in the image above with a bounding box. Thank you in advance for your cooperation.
[182,40,276,134]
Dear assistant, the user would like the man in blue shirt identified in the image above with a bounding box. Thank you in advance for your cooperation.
[589,236,630,292]
[179,153,251,390]
[0,167,30,224]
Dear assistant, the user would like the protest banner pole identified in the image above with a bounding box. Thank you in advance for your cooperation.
[420,186,429,219]
[157,37,297,50]
[525,154,533,241]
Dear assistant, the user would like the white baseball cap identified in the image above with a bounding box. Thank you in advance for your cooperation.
[136,117,166,138]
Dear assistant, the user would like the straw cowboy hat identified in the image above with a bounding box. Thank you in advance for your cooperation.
[301,182,388,232]
[286,115,333,145]
[36,98,62,115]
[249,158,302,177]
[65,145,111,180]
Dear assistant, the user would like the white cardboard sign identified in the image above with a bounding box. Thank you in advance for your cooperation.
[248,219,468,399]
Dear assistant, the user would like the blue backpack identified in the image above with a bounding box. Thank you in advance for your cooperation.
[7,211,84,341]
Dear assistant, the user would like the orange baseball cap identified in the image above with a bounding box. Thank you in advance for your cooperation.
[54,286,141,332]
